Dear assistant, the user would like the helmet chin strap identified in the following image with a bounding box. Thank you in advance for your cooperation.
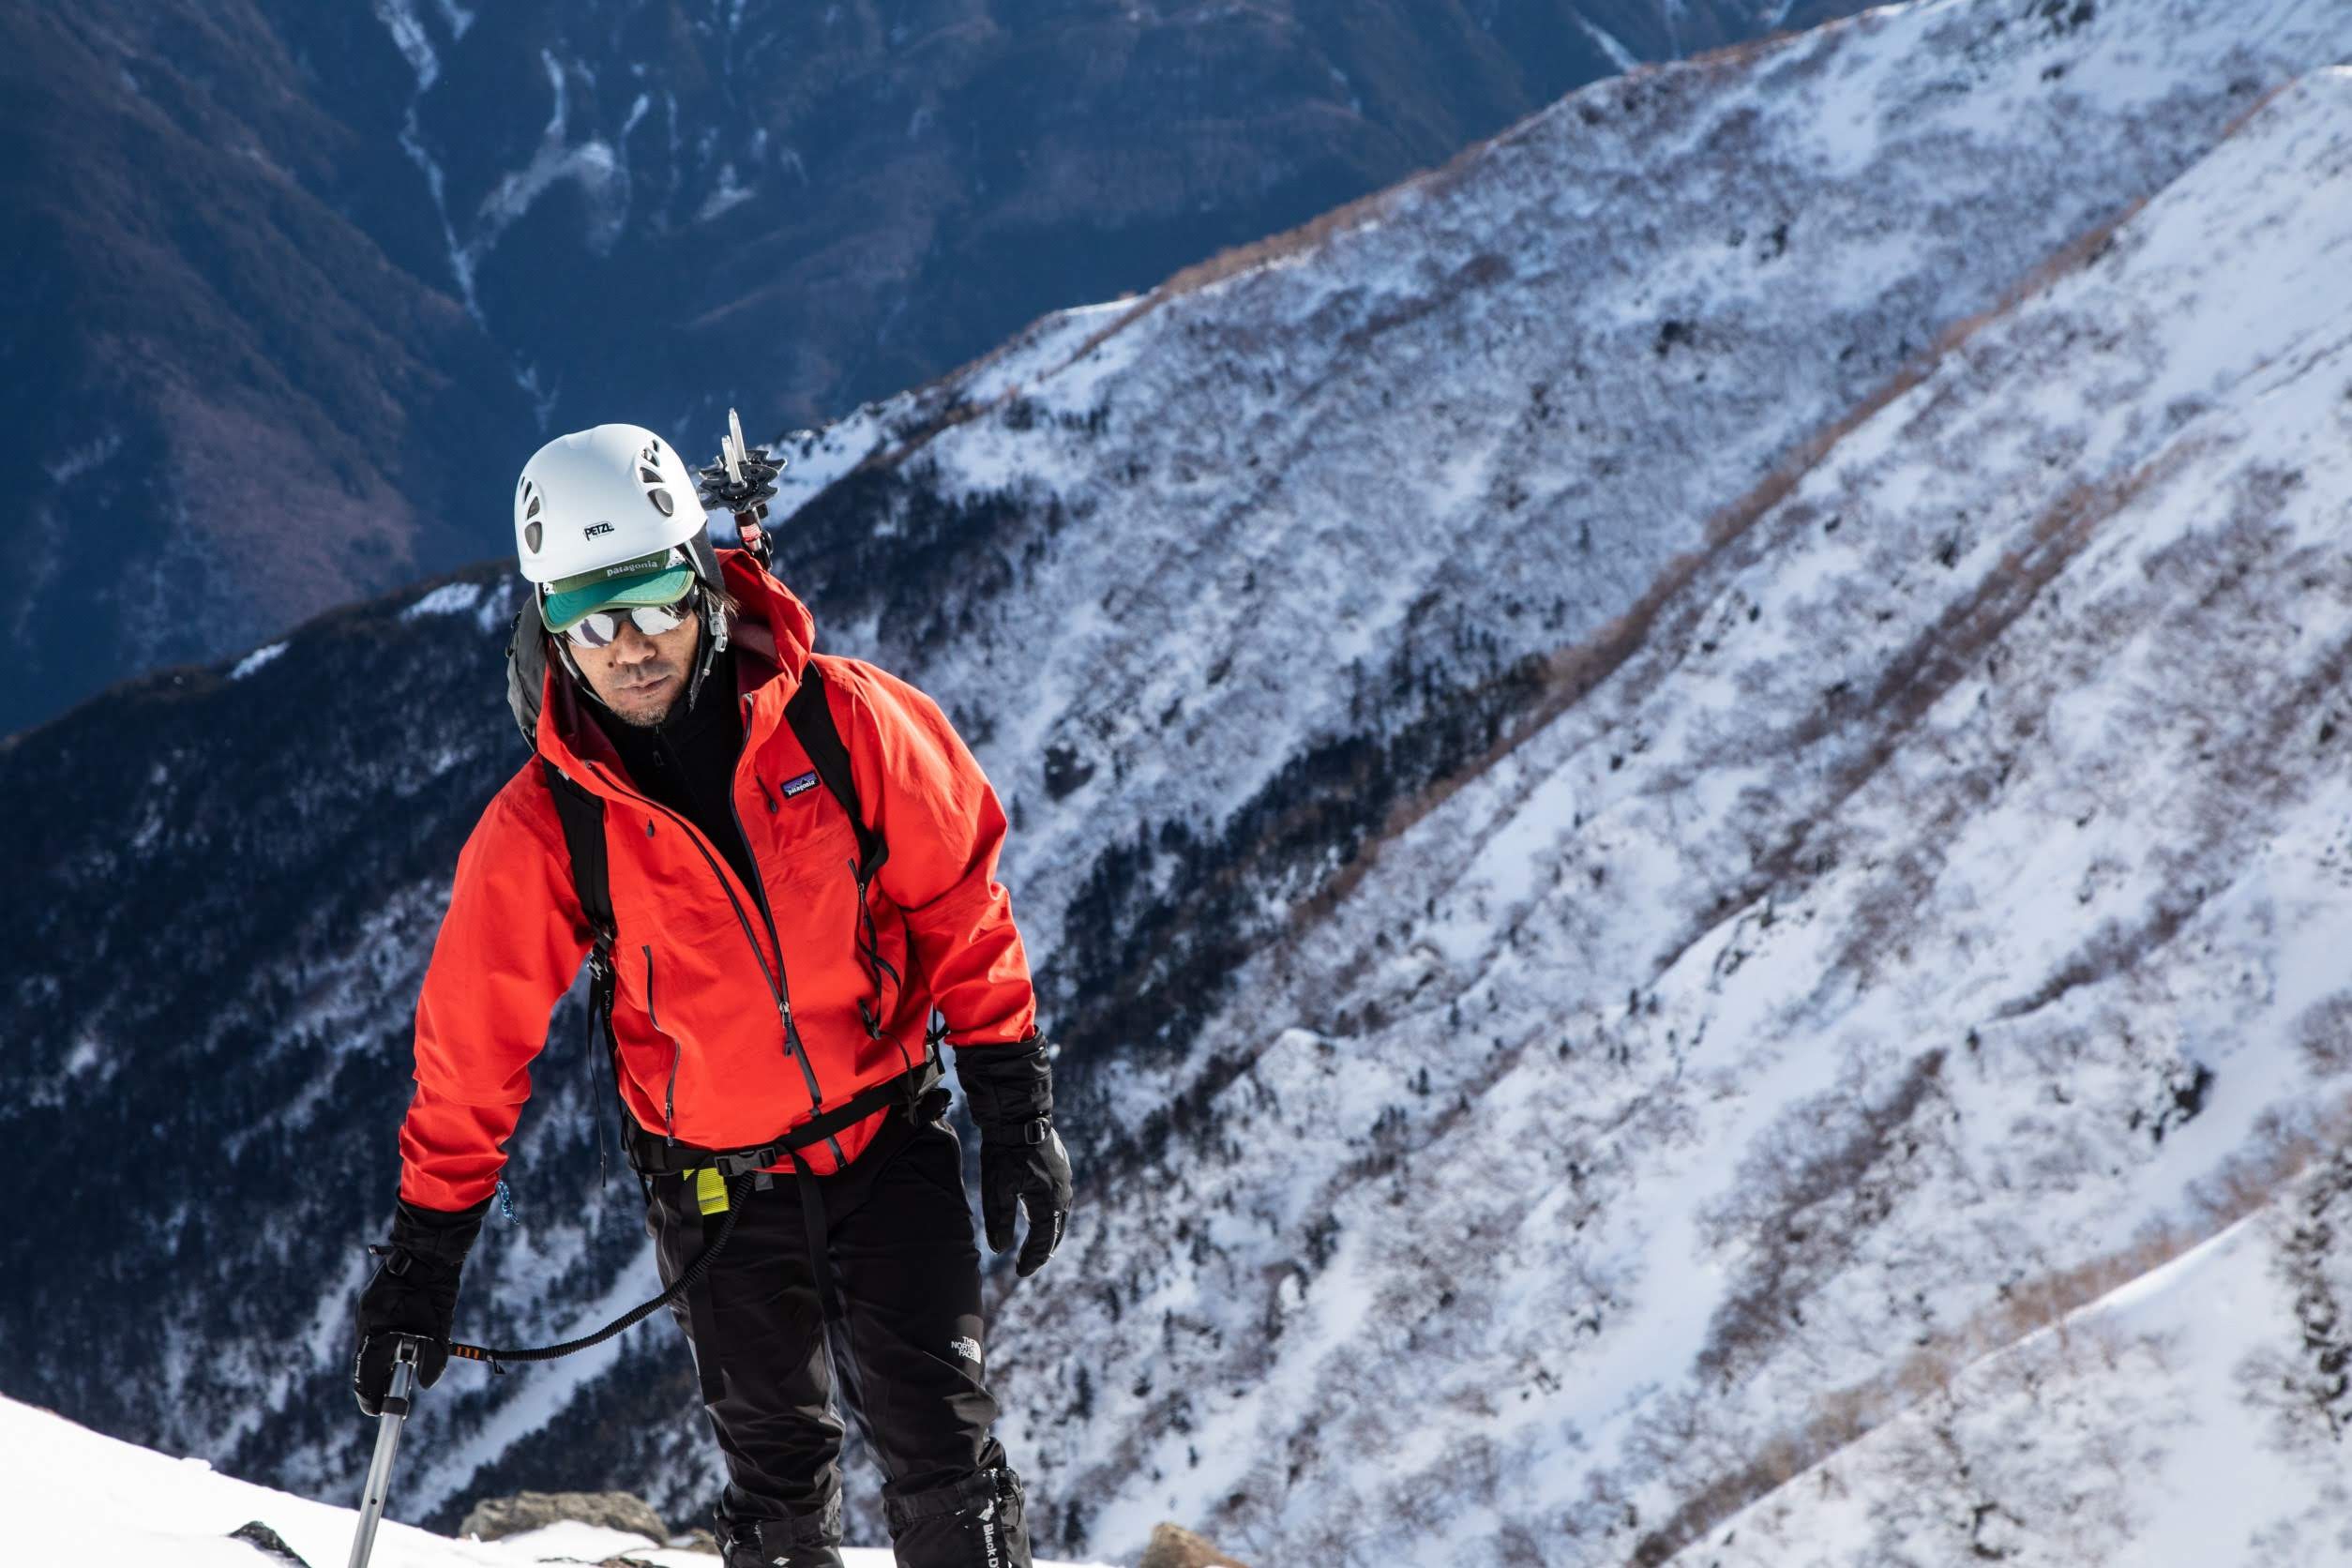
[683,595,729,713]
[684,537,730,713]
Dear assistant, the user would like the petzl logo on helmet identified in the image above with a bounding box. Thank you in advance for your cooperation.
[583,521,615,538]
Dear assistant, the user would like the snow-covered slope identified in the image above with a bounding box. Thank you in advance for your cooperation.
[0,1393,1109,1568]
[1660,1149,2352,1567]
[983,59,2352,1565]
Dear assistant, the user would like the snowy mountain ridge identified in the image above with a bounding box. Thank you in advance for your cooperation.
[761,0,2346,973]
[0,0,1875,735]
[7,2,2352,1564]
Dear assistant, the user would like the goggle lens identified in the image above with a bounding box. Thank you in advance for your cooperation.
[561,589,698,649]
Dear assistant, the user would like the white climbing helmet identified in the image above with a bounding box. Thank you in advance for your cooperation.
[513,423,705,586]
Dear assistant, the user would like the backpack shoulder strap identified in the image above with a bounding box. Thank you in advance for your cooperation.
[783,660,886,882]
[539,757,615,949]
[539,756,629,1180]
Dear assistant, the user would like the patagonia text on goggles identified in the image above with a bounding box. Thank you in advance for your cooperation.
[559,585,701,649]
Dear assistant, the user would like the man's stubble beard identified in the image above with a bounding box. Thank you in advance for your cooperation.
[609,680,681,729]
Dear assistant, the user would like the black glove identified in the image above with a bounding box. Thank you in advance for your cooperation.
[352,1197,488,1416]
[955,1037,1075,1278]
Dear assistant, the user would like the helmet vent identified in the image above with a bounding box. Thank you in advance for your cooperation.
[649,488,675,517]
[524,520,543,552]
[639,465,662,485]
[525,494,541,520]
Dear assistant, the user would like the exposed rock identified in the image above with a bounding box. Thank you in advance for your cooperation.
[1138,1522,1253,1568]
[459,1490,667,1545]
[228,1521,312,1567]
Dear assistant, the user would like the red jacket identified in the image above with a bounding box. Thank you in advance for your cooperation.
[397,550,1036,1210]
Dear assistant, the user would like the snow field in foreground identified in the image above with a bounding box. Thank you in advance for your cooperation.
[0,1393,1111,1568]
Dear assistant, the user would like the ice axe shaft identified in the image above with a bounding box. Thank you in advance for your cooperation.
[346,1336,421,1568]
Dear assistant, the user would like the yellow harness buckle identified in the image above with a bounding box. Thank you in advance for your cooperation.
[693,1167,730,1216]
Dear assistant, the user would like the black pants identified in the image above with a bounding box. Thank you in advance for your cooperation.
[645,1107,1007,1536]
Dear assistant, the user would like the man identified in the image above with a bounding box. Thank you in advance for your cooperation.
[351,424,1074,1568]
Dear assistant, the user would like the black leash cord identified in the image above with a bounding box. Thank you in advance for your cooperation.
[445,1171,751,1369]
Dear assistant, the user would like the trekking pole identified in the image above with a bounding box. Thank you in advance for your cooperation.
[346,1334,422,1568]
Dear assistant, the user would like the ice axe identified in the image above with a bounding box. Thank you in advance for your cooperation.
[345,1334,421,1568]
[694,407,788,565]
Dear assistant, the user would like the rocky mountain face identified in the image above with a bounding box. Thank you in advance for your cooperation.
[0,0,1856,738]
[0,3,534,738]
[7,2,2351,1564]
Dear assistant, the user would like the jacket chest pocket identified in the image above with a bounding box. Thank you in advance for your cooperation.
[748,774,866,897]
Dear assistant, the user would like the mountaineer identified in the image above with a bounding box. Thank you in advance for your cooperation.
[352,423,1072,1568]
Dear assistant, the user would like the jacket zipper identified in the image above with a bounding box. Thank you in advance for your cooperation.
[585,760,835,1152]
[645,944,679,1144]
[727,761,849,1166]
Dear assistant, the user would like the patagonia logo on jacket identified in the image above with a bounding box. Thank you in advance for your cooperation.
[781,770,820,798]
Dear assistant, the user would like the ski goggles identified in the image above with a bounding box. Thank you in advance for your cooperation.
[556,582,701,649]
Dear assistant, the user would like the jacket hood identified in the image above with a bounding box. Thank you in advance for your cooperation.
[507,545,820,781]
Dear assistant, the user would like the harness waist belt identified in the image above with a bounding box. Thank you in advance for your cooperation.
[625,1061,943,1179]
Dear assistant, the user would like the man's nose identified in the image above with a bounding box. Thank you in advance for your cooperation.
[609,622,656,660]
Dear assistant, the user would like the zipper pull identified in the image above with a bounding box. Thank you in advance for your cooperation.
[757,775,778,813]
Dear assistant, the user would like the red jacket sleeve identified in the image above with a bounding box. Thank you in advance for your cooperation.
[828,656,1037,1048]
[398,769,592,1210]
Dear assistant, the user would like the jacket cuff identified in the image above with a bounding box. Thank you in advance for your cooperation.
[952,1035,1053,1132]
[389,1196,491,1268]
